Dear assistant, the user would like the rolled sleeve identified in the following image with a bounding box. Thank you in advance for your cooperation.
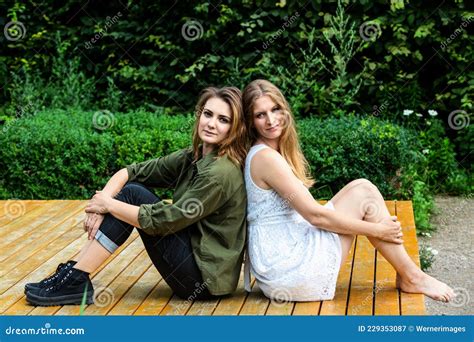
[126,149,189,188]
[136,175,225,236]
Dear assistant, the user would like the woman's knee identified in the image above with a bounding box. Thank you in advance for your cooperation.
[350,178,379,197]
[120,182,145,194]
[116,182,158,205]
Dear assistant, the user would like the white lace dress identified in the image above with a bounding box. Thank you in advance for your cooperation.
[245,144,342,301]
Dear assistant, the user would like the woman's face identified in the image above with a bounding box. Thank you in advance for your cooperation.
[198,97,232,147]
[252,95,284,142]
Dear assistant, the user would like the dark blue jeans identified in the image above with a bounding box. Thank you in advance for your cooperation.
[95,182,214,300]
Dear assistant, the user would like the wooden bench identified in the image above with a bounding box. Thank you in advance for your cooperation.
[0,200,425,315]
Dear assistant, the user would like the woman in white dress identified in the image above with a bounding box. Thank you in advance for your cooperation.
[242,79,455,302]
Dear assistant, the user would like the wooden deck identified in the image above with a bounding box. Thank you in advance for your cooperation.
[0,200,425,315]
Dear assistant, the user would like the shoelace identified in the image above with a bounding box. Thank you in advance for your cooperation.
[40,263,66,285]
[45,268,74,292]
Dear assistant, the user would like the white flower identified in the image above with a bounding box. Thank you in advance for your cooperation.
[415,112,423,117]
[422,149,430,155]
[403,109,414,116]
[431,249,439,255]
[428,109,438,116]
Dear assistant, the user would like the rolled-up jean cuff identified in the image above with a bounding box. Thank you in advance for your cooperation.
[95,230,119,253]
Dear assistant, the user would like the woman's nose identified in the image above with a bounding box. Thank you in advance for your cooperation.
[267,112,276,125]
[207,117,216,128]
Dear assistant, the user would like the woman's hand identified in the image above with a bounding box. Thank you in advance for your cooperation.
[85,190,112,215]
[375,215,404,244]
[83,212,105,240]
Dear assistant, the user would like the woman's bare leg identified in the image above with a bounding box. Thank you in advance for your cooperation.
[330,178,455,302]
[73,240,111,273]
[72,240,94,262]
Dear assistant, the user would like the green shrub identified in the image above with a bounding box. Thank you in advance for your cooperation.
[0,109,191,199]
[298,114,421,199]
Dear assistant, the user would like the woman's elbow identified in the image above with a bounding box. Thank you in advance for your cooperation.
[309,212,326,228]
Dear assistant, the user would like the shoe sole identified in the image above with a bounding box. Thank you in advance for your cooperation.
[26,292,94,306]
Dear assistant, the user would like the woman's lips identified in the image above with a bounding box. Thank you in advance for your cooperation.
[203,130,216,135]
[267,126,279,132]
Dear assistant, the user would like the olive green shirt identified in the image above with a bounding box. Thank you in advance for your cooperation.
[125,148,247,296]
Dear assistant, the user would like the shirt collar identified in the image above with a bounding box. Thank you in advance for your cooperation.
[195,146,219,169]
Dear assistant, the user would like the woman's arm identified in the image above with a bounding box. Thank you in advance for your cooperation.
[253,149,402,243]
[101,168,129,197]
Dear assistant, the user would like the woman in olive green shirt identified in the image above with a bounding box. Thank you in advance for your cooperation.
[25,87,248,306]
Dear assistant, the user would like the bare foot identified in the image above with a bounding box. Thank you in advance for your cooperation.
[396,272,456,302]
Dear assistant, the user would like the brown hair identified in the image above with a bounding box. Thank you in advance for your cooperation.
[192,86,247,167]
[242,79,314,187]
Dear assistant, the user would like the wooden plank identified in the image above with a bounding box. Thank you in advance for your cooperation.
[159,294,193,316]
[0,200,42,221]
[186,269,229,315]
[0,201,75,245]
[239,282,269,315]
[374,201,400,315]
[346,236,375,315]
[186,298,221,316]
[292,301,321,315]
[396,200,426,315]
[319,238,355,315]
[266,297,295,315]
[0,202,86,271]
[23,233,139,316]
[54,235,146,315]
[0,200,425,316]
[212,272,252,315]
[133,279,173,315]
[0,201,83,255]
[108,265,161,315]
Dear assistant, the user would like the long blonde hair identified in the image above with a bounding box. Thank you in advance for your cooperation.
[242,79,314,187]
[192,86,247,167]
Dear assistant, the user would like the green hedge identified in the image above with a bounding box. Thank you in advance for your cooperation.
[3,108,469,201]
[0,109,193,199]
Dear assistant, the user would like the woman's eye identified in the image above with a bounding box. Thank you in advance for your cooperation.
[256,113,264,118]
[219,118,230,123]
[204,111,212,117]
[272,107,280,113]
